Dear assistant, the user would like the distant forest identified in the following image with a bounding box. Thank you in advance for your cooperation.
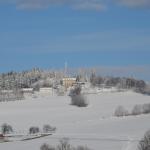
[0,68,59,90]
[0,68,149,95]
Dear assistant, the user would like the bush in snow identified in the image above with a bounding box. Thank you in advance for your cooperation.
[43,124,56,133]
[138,130,150,150]
[29,126,39,134]
[69,86,88,107]
[1,123,13,135]
[132,104,143,116]
[142,104,150,114]
[71,94,88,107]
[40,144,55,150]
[114,105,129,117]
[69,86,81,96]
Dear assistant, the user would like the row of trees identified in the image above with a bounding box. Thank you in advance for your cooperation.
[40,138,91,150]
[90,73,147,93]
[114,103,150,117]
[0,123,56,135]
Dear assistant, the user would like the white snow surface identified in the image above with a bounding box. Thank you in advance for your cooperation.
[0,91,150,150]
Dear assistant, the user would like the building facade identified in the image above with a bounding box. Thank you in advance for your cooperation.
[62,78,76,89]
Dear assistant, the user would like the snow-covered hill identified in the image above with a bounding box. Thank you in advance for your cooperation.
[0,91,150,150]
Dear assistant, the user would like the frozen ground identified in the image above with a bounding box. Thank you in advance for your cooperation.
[0,91,150,150]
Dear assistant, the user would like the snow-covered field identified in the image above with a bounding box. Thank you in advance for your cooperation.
[0,91,150,150]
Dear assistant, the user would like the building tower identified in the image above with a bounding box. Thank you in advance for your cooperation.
[64,61,68,77]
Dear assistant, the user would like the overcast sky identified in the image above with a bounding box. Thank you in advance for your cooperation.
[0,0,150,80]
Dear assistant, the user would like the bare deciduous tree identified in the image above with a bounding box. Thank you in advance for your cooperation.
[29,126,39,134]
[1,123,13,135]
[138,130,150,150]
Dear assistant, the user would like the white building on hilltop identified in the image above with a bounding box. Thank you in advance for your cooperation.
[62,77,76,89]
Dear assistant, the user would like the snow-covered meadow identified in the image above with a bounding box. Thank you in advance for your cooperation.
[0,91,150,150]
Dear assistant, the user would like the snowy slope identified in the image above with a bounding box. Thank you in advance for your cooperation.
[0,91,150,150]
